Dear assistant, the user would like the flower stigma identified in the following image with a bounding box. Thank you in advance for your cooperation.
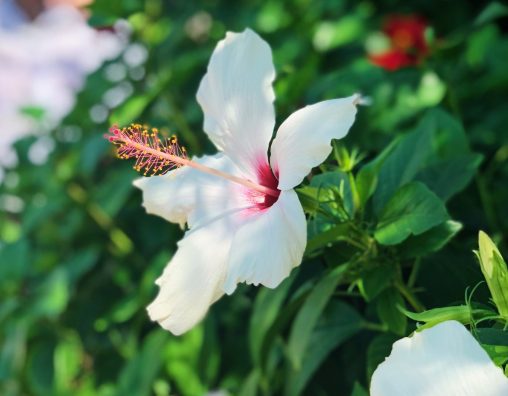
[106,124,280,199]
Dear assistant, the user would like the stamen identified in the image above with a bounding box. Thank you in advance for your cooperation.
[107,124,187,176]
[106,124,280,198]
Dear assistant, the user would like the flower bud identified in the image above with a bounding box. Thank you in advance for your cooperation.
[476,231,508,320]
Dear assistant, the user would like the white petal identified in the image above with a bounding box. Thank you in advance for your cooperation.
[196,28,276,180]
[133,154,253,228]
[370,320,508,396]
[223,189,306,294]
[270,95,358,190]
[147,214,241,335]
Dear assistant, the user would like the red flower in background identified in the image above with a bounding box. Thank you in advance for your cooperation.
[369,15,429,71]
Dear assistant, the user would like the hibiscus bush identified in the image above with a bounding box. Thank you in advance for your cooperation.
[1,0,508,395]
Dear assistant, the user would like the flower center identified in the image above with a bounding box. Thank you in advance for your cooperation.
[254,161,280,209]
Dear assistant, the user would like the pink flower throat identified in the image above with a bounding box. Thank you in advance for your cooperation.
[254,161,280,209]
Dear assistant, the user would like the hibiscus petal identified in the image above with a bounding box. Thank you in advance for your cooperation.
[147,214,241,335]
[223,189,306,294]
[370,320,508,396]
[196,28,276,181]
[270,95,358,190]
[133,153,252,229]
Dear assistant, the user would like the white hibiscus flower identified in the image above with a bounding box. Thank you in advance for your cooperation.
[371,320,508,396]
[132,29,360,335]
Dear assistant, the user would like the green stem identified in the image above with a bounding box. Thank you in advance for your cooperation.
[408,258,421,288]
[395,281,425,313]
[363,321,388,332]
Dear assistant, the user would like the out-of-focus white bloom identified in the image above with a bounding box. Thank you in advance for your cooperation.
[0,3,125,169]
[370,320,508,396]
[0,0,28,29]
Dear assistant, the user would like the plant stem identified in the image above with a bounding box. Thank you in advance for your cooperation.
[363,321,388,332]
[395,280,425,313]
[408,258,421,288]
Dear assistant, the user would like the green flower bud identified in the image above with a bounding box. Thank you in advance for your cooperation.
[476,231,508,320]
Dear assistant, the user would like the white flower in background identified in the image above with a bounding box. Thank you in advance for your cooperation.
[370,320,508,396]
[0,2,124,169]
[132,29,359,335]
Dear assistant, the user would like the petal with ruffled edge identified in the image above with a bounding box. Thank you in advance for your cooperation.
[370,320,508,396]
[270,95,358,190]
[196,28,276,181]
[133,153,253,229]
[147,214,242,335]
[223,189,306,294]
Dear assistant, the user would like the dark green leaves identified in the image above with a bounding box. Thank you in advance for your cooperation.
[398,220,462,258]
[372,109,482,214]
[287,266,347,371]
[375,182,449,245]
[376,288,407,335]
[285,301,363,396]
[249,275,295,366]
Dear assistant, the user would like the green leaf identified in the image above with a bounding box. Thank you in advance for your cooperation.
[474,2,508,26]
[309,171,354,216]
[482,345,508,367]
[305,223,352,254]
[0,322,27,382]
[20,106,46,121]
[373,109,481,213]
[476,328,508,346]
[238,370,261,396]
[165,327,206,396]
[64,247,100,283]
[313,17,365,52]
[116,330,168,396]
[287,265,347,371]
[373,121,433,214]
[350,382,369,396]
[356,138,399,209]
[415,154,483,201]
[355,163,378,210]
[27,340,55,396]
[357,265,395,302]
[93,170,135,217]
[375,182,449,245]
[30,269,69,319]
[398,220,462,258]
[53,332,83,393]
[296,187,319,215]
[466,25,499,67]
[0,240,30,284]
[285,301,363,396]
[376,288,407,335]
[249,275,295,366]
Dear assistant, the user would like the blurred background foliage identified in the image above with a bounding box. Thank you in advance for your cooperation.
[1,0,508,395]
